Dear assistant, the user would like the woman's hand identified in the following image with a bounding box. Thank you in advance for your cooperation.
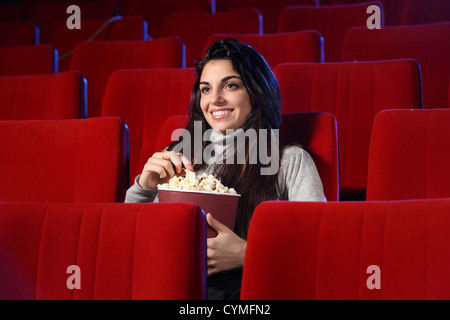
[138,151,193,190]
[206,213,247,276]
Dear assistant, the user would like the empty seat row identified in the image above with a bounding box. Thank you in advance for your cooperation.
[2,20,447,109]
[1,107,448,206]
[0,57,434,200]
[2,196,450,299]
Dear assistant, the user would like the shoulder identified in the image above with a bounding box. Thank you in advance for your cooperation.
[280,144,314,166]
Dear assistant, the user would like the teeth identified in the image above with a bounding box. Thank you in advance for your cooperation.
[212,110,231,116]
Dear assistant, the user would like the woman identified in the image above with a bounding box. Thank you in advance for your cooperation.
[125,39,326,299]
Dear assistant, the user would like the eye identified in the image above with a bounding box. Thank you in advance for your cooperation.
[200,86,210,94]
[225,83,238,90]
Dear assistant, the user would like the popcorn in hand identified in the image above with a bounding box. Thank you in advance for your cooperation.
[158,170,237,194]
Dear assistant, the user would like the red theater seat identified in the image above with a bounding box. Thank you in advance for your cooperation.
[69,38,185,117]
[366,109,450,201]
[0,71,86,120]
[278,2,383,62]
[342,22,450,109]
[160,9,262,67]
[281,113,339,201]
[31,0,116,44]
[127,0,213,38]
[274,60,422,199]
[204,31,324,68]
[102,68,195,185]
[327,0,405,26]
[0,3,21,22]
[221,0,318,33]
[49,16,148,71]
[242,199,450,299]
[0,202,206,299]
[0,117,128,203]
[400,0,450,25]
[155,112,339,201]
[0,44,57,75]
[0,21,38,46]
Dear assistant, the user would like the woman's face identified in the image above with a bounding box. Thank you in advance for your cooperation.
[199,59,252,133]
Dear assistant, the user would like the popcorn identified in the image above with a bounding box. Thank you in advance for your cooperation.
[158,170,237,194]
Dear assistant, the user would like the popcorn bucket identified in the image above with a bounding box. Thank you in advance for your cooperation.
[158,189,240,238]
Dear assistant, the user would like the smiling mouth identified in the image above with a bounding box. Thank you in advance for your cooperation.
[211,109,233,119]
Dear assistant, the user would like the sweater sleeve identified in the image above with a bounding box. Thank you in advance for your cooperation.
[278,145,327,202]
[124,174,160,203]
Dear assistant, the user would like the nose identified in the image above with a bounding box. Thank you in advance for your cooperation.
[211,89,226,106]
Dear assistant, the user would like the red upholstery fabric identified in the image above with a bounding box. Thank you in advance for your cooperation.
[204,31,324,69]
[0,117,128,203]
[69,38,184,117]
[0,71,86,120]
[160,9,262,67]
[128,0,213,38]
[155,113,339,201]
[274,60,421,199]
[400,0,450,25]
[278,2,383,62]
[366,109,450,201]
[281,113,339,201]
[49,16,148,71]
[0,21,38,46]
[0,202,206,299]
[102,69,195,185]
[0,3,21,22]
[328,0,405,26]
[342,22,450,109]
[242,199,450,299]
[222,0,318,33]
[31,0,116,43]
[154,115,190,153]
[0,44,57,75]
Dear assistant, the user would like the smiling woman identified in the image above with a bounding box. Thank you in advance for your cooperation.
[125,38,326,300]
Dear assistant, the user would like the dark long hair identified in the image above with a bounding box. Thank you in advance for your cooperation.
[169,38,283,239]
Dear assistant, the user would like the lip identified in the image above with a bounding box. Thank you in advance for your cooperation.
[210,109,234,120]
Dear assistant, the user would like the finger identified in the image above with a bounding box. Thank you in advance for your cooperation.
[178,153,194,171]
[160,151,188,174]
[146,157,176,179]
[206,212,229,234]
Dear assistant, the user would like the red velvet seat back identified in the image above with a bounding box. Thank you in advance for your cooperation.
[69,38,185,117]
[161,9,262,67]
[342,22,450,109]
[278,2,383,62]
[274,60,421,199]
[281,112,339,201]
[31,0,116,43]
[242,199,450,299]
[0,21,38,46]
[0,72,86,120]
[0,202,206,299]
[127,0,213,39]
[222,0,318,33]
[328,0,405,26]
[204,30,324,69]
[0,117,128,202]
[102,69,195,185]
[400,0,450,25]
[0,44,57,75]
[49,16,148,71]
[366,109,450,201]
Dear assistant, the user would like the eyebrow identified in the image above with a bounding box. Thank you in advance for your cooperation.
[199,75,242,86]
